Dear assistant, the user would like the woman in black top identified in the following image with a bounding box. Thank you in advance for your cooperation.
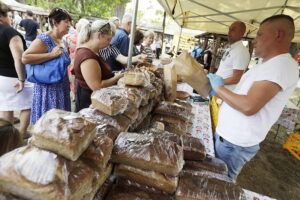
[0,3,32,137]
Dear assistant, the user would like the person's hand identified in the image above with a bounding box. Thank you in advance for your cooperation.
[206,73,224,90]
[138,54,147,63]
[14,80,24,93]
[115,72,124,79]
[51,46,63,58]
[208,89,217,96]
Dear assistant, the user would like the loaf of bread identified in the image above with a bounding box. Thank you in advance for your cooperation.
[154,101,191,122]
[123,104,139,122]
[81,163,112,200]
[141,128,183,146]
[93,176,115,200]
[95,125,120,142]
[114,164,178,194]
[81,135,113,170]
[124,70,148,86]
[176,173,244,200]
[174,99,193,112]
[31,109,96,161]
[0,146,94,200]
[152,114,188,135]
[80,107,131,133]
[105,180,173,200]
[182,135,206,161]
[0,193,23,200]
[91,87,129,116]
[183,155,228,175]
[112,132,184,176]
[109,85,143,108]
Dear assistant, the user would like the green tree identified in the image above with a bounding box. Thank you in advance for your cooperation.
[24,0,129,18]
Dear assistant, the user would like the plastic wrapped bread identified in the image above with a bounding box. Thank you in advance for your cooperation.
[93,176,115,200]
[109,85,143,108]
[81,163,112,200]
[0,146,94,200]
[176,173,244,200]
[91,88,129,116]
[154,101,191,122]
[81,136,113,170]
[182,135,206,161]
[123,104,139,122]
[95,125,120,142]
[112,132,184,176]
[0,193,23,200]
[105,179,173,200]
[80,107,131,133]
[141,128,183,146]
[184,155,228,175]
[152,114,188,135]
[174,99,193,112]
[114,164,178,194]
[31,109,96,161]
[123,70,149,86]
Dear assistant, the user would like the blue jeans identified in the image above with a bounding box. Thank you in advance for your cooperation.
[214,133,260,180]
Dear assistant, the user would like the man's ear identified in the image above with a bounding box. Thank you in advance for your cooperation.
[276,29,285,41]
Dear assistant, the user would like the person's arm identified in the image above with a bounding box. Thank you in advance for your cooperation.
[9,35,26,93]
[22,39,62,64]
[116,54,146,65]
[223,69,244,85]
[80,59,123,91]
[217,81,281,116]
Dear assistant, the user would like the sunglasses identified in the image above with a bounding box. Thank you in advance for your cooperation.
[98,22,111,33]
[55,7,69,14]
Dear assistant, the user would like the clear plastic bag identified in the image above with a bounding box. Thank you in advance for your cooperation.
[112,132,184,176]
[176,173,244,200]
[91,87,129,116]
[114,164,178,194]
[154,101,191,122]
[79,107,131,133]
[31,109,96,161]
[0,146,95,200]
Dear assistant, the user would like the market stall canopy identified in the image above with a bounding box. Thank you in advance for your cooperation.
[0,0,48,16]
[157,0,300,42]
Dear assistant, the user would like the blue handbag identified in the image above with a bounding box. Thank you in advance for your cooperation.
[25,56,67,84]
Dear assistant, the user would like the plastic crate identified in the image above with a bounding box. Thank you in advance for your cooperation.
[283,133,300,160]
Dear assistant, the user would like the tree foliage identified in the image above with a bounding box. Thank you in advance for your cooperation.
[24,0,130,18]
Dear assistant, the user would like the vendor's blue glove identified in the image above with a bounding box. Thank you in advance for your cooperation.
[209,89,217,96]
[206,73,224,90]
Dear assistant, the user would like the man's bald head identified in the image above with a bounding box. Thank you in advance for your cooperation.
[228,21,247,44]
[260,14,295,41]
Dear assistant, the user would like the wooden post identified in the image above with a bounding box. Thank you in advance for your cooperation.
[210,37,221,73]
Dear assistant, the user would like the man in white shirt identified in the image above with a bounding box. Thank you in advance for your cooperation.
[207,15,299,180]
[216,21,250,90]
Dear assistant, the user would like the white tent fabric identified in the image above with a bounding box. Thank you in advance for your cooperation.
[0,0,48,16]
[157,0,300,42]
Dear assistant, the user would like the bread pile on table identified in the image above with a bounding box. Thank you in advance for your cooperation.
[0,66,246,200]
[0,109,112,200]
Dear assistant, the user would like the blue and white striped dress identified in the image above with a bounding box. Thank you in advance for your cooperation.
[30,33,71,124]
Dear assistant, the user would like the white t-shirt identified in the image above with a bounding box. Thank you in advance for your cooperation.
[217,53,299,147]
[216,40,250,90]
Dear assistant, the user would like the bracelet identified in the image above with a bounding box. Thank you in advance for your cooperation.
[18,78,25,82]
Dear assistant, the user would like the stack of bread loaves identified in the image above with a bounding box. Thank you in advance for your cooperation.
[0,109,113,200]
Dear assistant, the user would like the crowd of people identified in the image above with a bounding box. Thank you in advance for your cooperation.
[0,3,167,138]
[0,2,299,184]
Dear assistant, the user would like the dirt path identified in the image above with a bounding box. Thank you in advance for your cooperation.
[237,125,300,200]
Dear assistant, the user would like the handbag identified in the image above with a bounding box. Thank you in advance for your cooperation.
[25,56,67,84]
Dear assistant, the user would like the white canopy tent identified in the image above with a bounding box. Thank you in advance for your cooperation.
[157,0,300,43]
[0,0,48,16]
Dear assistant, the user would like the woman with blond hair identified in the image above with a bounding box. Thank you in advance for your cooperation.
[74,20,123,111]
[141,30,155,63]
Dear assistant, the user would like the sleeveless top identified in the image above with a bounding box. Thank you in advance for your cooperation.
[74,47,113,90]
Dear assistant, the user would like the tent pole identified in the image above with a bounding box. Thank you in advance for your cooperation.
[176,26,182,57]
[127,0,139,68]
[161,11,166,56]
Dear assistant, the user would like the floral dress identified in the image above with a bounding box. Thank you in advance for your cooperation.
[30,33,71,124]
